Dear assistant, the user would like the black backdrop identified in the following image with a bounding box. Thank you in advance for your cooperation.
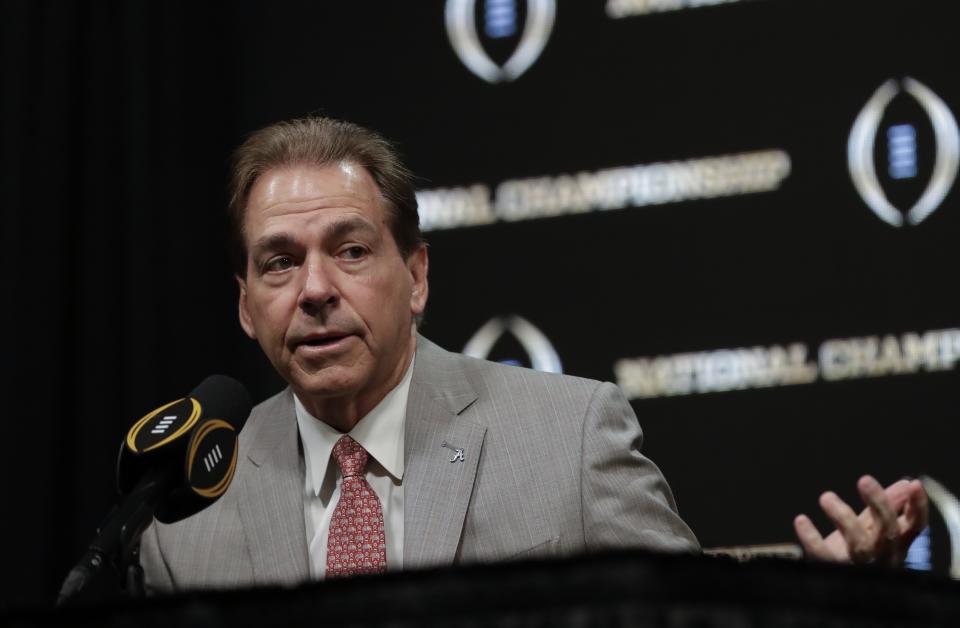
[3,0,959,607]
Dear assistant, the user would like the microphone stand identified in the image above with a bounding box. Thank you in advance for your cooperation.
[57,469,169,605]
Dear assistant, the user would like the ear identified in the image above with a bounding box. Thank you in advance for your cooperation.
[236,274,257,339]
[407,244,429,316]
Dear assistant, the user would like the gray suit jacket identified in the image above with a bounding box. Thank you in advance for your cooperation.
[140,336,698,591]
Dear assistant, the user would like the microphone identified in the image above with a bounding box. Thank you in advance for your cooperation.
[57,375,252,605]
[117,374,252,522]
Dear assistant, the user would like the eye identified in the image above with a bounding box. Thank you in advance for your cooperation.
[340,245,368,260]
[264,255,296,273]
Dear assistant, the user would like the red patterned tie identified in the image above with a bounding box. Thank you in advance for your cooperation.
[326,435,387,577]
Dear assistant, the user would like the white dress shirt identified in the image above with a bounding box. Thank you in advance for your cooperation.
[294,358,412,579]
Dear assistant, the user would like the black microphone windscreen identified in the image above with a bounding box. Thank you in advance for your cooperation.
[189,374,253,431]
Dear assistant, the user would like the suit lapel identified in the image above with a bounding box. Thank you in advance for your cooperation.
[237,390,310,585]
[404,337,485,569]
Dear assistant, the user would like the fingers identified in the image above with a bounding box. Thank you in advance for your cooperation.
[796,476,929,567]
[898,479,929,538]
[793,514,836,561]
[819,490,874,563]
[880,478,915,512]
[910,479,929,529]
[856,475,901,564]
[858,476,899,542]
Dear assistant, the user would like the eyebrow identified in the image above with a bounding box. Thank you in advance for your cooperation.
[326,216,379,243]
[250,233,297,257]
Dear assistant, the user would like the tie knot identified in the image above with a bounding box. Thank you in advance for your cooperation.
[332,435,368,478]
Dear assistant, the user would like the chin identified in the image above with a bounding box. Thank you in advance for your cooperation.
[290,367,365,400]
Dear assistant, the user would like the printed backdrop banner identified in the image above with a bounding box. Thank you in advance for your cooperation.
[229,0,959,567]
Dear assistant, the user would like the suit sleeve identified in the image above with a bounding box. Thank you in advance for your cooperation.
[580,381,700,553]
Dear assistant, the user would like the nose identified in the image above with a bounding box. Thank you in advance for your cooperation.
[298,257,338,315]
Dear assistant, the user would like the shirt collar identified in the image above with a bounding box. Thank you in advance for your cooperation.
[295,355,413,496]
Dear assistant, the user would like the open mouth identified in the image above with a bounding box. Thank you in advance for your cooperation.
[301,334,349,347]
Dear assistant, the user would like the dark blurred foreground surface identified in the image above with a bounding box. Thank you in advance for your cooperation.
[10,550,960,628]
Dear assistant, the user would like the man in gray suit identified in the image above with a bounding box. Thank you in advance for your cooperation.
[140,116,927,590]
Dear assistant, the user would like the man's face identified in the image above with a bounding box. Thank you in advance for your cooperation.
[237,162,428,417]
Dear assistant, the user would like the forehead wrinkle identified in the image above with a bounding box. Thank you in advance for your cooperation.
[256,193,375,218]
[243,163,389,255]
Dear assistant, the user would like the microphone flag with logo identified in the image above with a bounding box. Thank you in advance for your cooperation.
[117,374,252,522]
[58,375,252,605]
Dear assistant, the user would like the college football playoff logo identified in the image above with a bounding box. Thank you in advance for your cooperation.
[463,315,563,373]
[445,0,556,83]
[848,77,959,227]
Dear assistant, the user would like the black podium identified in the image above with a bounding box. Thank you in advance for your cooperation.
[10,550,960,627]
